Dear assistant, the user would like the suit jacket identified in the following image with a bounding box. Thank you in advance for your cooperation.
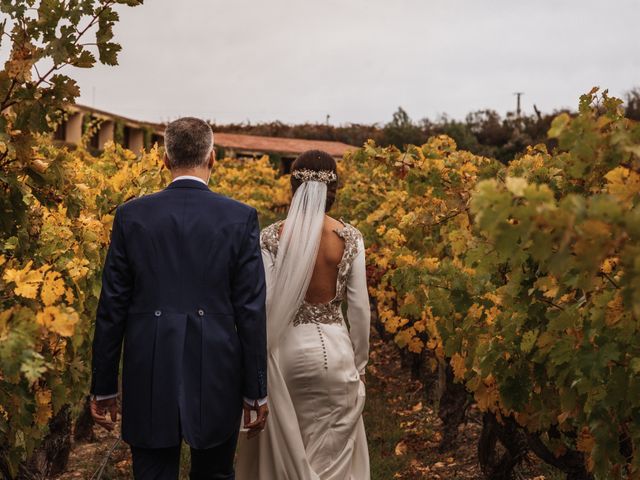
[90,178,267,449]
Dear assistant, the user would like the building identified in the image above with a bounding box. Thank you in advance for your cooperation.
[213,132,356,173]
[54,104,356,172]
[53,104,164,153]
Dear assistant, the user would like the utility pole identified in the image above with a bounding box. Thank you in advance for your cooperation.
[514,92,524,117]
[325,114,331,126]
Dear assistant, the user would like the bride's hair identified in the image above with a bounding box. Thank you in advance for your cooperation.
[290,150,338,212]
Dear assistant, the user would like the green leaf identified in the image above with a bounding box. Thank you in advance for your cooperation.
[97,41,121,66]
[548,113,571,139]
[520,329,539,354]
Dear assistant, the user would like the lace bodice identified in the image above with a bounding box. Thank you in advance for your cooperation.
[260,219,364,327]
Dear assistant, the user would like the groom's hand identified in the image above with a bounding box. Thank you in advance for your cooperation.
[90,396,118,432]
[243,400,269,439]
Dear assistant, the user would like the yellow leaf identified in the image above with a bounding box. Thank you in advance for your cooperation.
[34,389,52,426]
[36,306,79,337]
[3,261,48,299]
[384,315,401,334]
[395,326,416,349]
[505,177,528,197]
[394,440,408,456]
[384,228,406,246]
[408,336,424,354]
[41,271,66,306]
[534,276,559,299]
[485,306,501,326]
[475,376,500,412]
[451,353,466,381]
[396,254,416,267]
[413,319,426,333]
[66,257,90,281]
[483,292,502,306]
[605,166,640,206]
[64,287,75,304]
[422,257,439,272]
[601,257,619,274]
[467,303,484,321]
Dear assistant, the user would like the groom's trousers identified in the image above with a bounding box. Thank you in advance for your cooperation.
[130,430,239,480]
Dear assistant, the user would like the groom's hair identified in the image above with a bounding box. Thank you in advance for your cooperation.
[291,150,338,212]
[164,117,214,169]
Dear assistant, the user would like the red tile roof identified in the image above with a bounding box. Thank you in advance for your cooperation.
[213,132,356,158]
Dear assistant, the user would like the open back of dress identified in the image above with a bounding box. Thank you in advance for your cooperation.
[305,221,346,304]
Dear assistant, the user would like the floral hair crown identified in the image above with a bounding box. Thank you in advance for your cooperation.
[292,168,337,184]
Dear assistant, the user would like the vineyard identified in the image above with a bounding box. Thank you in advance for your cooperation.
[2,88,640,480]
[2,1,640,479]
[334,89,640,479]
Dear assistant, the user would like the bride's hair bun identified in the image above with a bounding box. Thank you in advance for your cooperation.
[290,150,339,212]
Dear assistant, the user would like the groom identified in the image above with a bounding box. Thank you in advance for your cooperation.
[89,117,268,479]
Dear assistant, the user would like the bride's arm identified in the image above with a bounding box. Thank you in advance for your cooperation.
[346,237,371,376]
[261,245,277,289]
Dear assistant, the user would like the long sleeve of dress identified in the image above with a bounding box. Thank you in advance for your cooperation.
[346,237,371,375]
[261,247,276,283]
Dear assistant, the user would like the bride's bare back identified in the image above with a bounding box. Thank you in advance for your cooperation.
[305,216,345,304]
[277,215,345,304]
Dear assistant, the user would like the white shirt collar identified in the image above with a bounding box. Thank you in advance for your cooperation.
[171,175,208,186]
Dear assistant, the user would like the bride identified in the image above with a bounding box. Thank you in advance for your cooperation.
[236,150,371,479]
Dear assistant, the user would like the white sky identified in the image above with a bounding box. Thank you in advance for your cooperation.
[66,0,639,125]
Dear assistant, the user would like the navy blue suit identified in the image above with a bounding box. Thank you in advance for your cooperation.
[90,178,267,455]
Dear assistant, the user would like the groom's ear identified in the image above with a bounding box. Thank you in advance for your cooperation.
[163,153,171,171]
[208,149,215,169]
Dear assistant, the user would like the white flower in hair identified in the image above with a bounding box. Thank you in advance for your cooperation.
[292,168,337,184]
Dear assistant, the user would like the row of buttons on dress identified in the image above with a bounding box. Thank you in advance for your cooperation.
[315,324,328,370]
[153,309,206,317]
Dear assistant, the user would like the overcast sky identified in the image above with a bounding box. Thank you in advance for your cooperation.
[68,0,639,125]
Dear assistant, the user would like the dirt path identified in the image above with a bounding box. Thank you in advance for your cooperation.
[364,333,484,480]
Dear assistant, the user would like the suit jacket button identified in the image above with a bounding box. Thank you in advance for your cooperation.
[154,310,161,317]
[197,309,205,317]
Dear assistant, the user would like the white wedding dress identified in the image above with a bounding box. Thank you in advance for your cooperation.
[236,180,371,480]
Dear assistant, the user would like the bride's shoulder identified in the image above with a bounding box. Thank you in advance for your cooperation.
[260,220,284,253]
[333,219,364,245]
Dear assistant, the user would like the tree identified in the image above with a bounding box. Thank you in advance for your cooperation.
[0,1,142,477]
[624,88,640,121]
[382,107,426,148]
[0,0,143,165]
